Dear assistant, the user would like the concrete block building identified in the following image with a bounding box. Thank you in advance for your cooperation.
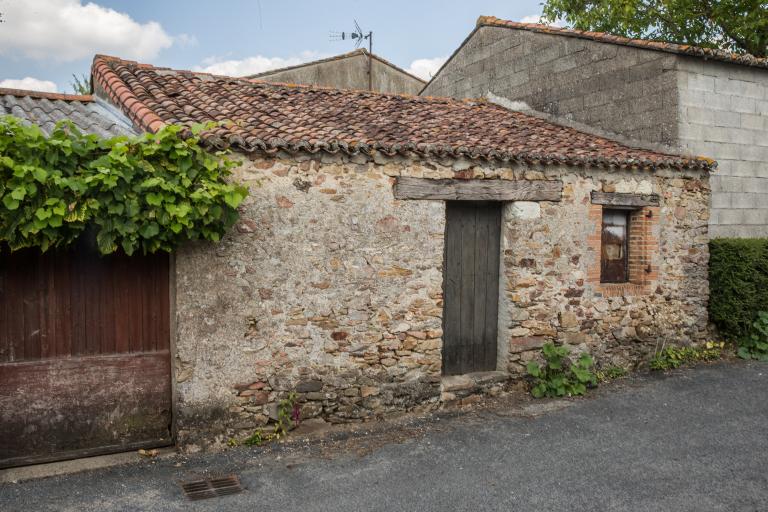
[248,49,425,95]
[422,16,768,238]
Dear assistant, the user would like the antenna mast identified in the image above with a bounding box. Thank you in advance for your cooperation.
[330,20,373,91]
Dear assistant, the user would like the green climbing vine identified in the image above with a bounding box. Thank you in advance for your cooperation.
[0,116,248,254]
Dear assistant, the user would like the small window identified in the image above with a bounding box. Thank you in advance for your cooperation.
[601,210,629,283]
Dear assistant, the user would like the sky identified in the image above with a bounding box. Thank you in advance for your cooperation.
[0,0,548,93]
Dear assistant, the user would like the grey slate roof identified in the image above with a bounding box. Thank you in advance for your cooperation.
[0,88,137,138]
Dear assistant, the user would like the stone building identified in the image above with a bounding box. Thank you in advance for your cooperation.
[89,54,711,447]
[248,49,425,95]
[422,16,768,238]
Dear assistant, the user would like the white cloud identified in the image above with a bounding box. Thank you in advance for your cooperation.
[0,0,175,62]
[519,14,564,27]
[406,57,447,80]
[0,77,58,92]
[175,33,198,48]
[194,51,325,77]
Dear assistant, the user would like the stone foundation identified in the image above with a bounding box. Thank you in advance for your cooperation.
[172,152,710,448]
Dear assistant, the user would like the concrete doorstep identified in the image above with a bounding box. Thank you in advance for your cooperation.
[0,447,177,484]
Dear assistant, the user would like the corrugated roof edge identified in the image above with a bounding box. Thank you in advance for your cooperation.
[91,54,715,172]
[1,87,138,137]
[0,88,93,102]
[246,49,427,84]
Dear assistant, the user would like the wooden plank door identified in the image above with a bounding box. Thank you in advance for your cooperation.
[442,201,501,375]
[0,237,172,468]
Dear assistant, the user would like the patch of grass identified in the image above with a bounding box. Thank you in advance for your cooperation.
[649,342,724,371]
[596,365,628,382]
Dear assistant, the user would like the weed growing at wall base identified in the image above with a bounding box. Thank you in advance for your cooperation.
[596,365,628,382]
[737,312,768,361]
[234,392,301,449]
[526,343,597,398]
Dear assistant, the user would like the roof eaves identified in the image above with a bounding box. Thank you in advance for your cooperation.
[213,135,714,173]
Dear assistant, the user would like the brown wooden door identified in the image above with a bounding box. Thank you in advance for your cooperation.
[0,237,172,468]
[442,201,501,375]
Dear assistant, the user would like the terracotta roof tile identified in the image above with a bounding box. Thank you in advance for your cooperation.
[476,16,768,69]
[91,55,713,171]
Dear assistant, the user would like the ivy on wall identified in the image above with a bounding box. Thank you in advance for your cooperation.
[0,116,248,255]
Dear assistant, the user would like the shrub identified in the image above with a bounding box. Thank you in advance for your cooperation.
[709,239,768,340]
[526,343,597,398]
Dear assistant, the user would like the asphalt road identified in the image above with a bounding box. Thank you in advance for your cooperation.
[1,361,766,511]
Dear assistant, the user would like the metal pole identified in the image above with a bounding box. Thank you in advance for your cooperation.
[368,32,373,91]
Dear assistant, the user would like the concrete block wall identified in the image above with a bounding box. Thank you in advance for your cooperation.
[253,53,424,95]
[677,57,768,238]
[422,27,680,146]
[423,26,768,238]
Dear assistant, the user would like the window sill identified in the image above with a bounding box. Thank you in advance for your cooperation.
[594,282,651,298]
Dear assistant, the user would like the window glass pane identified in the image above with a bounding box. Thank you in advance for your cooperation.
[603,211,627,227]
[601,209,629,283]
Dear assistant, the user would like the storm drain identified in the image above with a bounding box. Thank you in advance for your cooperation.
[180,475,243,500]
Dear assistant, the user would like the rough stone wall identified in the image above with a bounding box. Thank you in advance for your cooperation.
[676,57,768,238]
[172,152,710,448]
[253,53,425,95]
[421,26,680,145]
[173,154,445,447]
[499,168,710,375]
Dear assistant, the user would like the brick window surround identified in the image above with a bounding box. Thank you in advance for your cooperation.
[587,204,659,297]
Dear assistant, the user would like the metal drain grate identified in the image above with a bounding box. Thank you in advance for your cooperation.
[181,475,243,501]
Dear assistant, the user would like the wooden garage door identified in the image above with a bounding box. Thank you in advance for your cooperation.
[442,201,501,375]
[0,238,172,468]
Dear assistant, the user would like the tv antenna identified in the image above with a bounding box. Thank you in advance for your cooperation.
[330,20,374,90]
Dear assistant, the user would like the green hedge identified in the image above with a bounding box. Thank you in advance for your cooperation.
[709,238,768,339]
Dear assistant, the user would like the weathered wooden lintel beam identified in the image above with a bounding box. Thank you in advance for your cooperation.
[590,191,660,208]
[393,177,562,201]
